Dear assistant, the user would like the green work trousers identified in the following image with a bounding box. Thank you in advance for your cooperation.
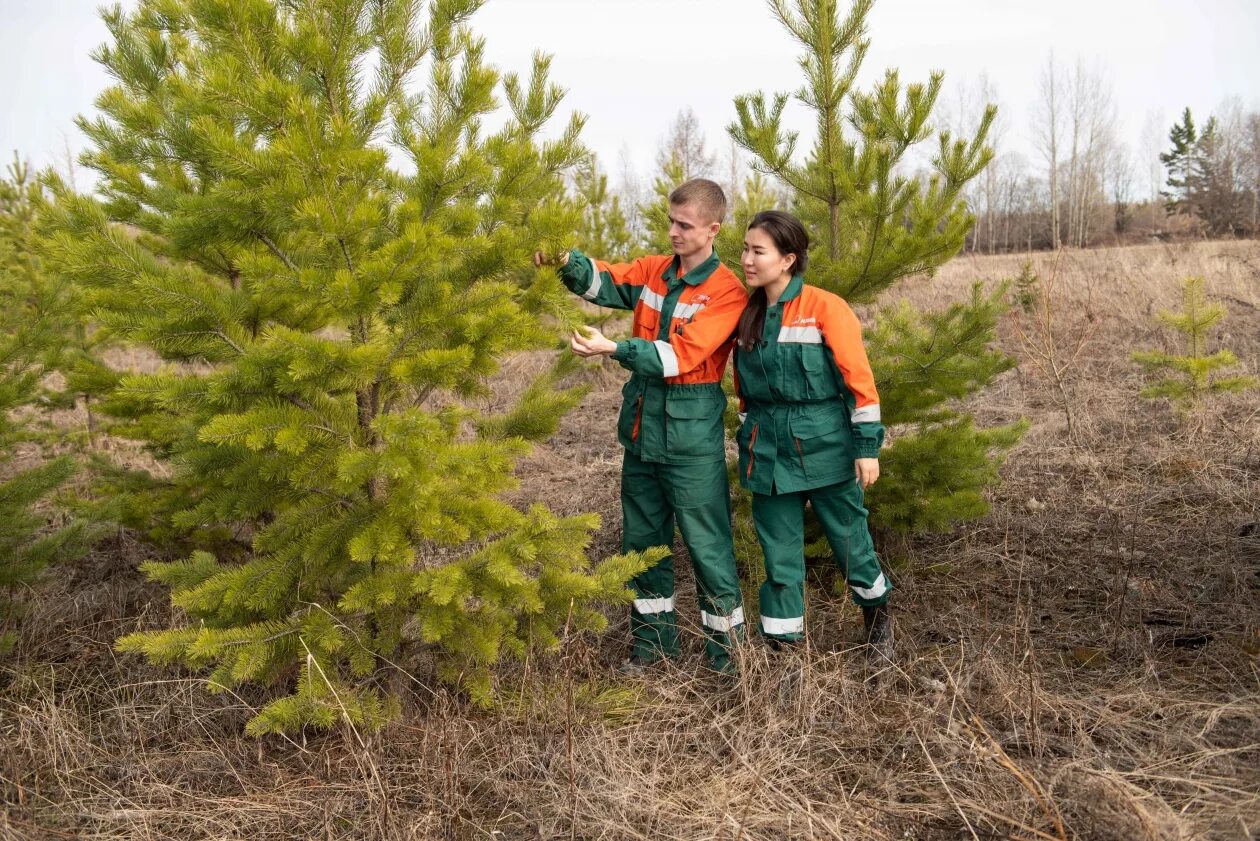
[752,477,891,641]
[621,451,744,669]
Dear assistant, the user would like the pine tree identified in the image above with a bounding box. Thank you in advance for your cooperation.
[0,156,89,655]
[1160,107,1198,213]
[865,287,1025,531]
[1192,118,1245,237]
[41,0,655,734]
[1012,260,1040,315]
[728,0,1023,534]
[1132,276,1257,407]
[572,155,633,262]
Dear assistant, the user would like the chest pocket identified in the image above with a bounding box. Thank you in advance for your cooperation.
[779,341,831,401]
[636,309,662,341]
[735,347,772,403]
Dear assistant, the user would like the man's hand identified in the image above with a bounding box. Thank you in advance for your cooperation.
[570,326,617,358]
[533,249,571,268]
[855,458,880,490]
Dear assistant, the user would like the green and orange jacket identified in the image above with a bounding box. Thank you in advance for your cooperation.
[734,274,884,494]
[560,248,747,464]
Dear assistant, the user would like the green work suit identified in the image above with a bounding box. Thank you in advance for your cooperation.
[734,275,891,642]
[559,250,744,669]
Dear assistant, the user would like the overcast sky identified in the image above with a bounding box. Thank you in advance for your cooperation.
[3,0,1259,191]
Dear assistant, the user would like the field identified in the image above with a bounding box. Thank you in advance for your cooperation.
[2,240,1259,840]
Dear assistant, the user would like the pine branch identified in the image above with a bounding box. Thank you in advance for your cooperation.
[253,230,298,272]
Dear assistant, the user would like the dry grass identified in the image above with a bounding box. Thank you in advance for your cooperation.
[3,241,1259,840]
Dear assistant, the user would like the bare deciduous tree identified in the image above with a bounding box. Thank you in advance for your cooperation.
[656,107,717,180]
[1246,112,1260,231]
[1034,54,1064,248]
[1063,59,1118,248]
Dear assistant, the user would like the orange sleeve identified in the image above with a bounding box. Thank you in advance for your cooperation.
[562,251,661,311]
[821,296,880,422]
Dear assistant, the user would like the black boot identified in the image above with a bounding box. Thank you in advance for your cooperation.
[862,603,894,664]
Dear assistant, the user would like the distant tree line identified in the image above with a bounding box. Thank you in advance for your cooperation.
[580,56,1260,255]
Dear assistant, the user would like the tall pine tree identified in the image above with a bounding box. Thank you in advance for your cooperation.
[1160,109,1246,236]
[1160,107,1198,213]
[42,0,654,734]
[1191,118,1246,237]
[728,0,1024,533]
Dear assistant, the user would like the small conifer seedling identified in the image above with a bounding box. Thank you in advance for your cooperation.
[1132,276,1257,408]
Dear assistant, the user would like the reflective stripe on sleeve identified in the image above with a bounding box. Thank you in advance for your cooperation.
[639,287,665,312]
[777,326,823,343]
[760,615,804,635]
[851,572,889,601]
[672,301,706,319]
[851,404,881,424]
[633,595,675,615]
[654,341,680,377]
[700,605,745,632]
[580,255,602,301]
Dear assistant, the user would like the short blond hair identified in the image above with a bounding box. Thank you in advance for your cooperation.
[669,178,727,224]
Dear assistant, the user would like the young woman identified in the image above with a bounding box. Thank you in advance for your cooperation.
[733,210,892,660]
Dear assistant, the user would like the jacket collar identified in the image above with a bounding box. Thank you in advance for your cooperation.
[663,248,721,286]
[772,273,805,304]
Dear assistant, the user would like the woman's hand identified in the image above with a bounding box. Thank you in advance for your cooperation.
[855,458,879,490]
[571,326,617,358]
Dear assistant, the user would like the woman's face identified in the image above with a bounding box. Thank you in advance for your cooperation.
[741,226,796,289]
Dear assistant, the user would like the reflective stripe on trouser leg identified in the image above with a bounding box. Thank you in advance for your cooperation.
[621,451,679,661]
[809,478,891,607]
[660,457,743,670]
[750,490,808,641]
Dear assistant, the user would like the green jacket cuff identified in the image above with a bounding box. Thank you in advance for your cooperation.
[613,338,667,377]
[852,422,885,459]
[558,249,594,297]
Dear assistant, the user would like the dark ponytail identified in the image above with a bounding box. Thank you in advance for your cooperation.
[736,288,768,351]
[736,210,810,350]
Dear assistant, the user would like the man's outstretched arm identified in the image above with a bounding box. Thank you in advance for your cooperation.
[535,248,648,312]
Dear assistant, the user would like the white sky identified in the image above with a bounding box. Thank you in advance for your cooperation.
[3,0,1259,191]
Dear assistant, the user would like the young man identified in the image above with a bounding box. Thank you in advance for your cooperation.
[534,179,748,673]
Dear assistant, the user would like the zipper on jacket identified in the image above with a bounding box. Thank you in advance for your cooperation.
[746,424,759,479]
[631,395,643,441]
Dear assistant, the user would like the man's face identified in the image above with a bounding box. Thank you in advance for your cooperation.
[668,202,719,261]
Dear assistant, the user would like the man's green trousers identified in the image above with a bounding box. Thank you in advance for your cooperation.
[621,451,744,669]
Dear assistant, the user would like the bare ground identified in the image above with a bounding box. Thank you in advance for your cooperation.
[2,240,1259,840]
